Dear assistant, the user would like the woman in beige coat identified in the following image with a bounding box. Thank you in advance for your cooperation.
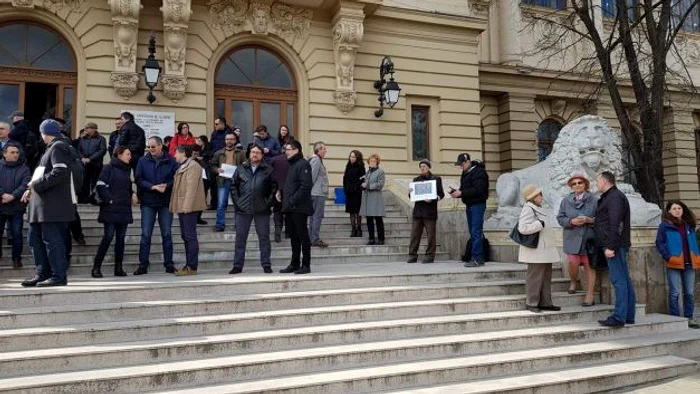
[518,184,561,313]
[170,145,207,275]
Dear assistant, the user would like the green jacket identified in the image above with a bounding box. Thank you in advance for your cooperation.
[210,147,246,186]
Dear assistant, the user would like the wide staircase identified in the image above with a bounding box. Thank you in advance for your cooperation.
[0,197,699,393]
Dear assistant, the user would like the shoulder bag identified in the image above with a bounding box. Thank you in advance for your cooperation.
[509,207,540,248]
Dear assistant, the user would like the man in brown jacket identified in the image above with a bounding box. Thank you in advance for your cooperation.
[170,145,207,275]
[210,133,246,231]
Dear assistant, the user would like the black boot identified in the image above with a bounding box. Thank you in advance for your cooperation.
[367,238,376,245]
[274,227,282,243]
[279,263,300,273]
[114,262,127,277]
[351,226,357,237]
[357,226,362,237]
[91,261,103,278]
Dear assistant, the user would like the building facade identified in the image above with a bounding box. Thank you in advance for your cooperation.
[0,0,698,208]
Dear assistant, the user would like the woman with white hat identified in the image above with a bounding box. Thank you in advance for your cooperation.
[518,184,561,313]
[557,171,598,306]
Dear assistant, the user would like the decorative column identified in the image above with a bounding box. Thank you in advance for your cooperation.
[498,0,522,66]
[161,0,192,102]
[109,0,142,100]
[331,1,364,114]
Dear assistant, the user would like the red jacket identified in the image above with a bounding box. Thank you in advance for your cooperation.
[168,132,196,157]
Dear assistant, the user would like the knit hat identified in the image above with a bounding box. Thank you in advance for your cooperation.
[39,119,62,137]
[522,184,543,201]
[567,171,590,189]
[418,159,431,169]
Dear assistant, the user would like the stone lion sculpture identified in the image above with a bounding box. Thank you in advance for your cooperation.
[485,115,661,228]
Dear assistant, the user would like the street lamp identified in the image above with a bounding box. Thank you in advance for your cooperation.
[373,56,401,118]
[142,33,162,104]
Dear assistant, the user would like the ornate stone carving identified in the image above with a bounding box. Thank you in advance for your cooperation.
[485,115,661,229]
[110,72,140,99]
[42,0,84,11]
[161,74,188,102]
[161,0,191,74]
[469,0,491,17]
[332,91,357,114]
[271,3,313,40]
[676,35,700,64]
[207,0,313,42]
[332,3,364,114]
[109,0,142,98]
[11,0,35,8]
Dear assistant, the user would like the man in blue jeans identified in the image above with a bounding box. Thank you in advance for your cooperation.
[211,133,245,231]
[450,153,489,267]
[595,171,635,327]
[0,143,30,268]
[134,136,178,275]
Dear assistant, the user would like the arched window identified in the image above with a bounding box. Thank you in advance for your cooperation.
[621,126,641,189]
[0,22,77,135]
[215,47,296,144]
[536,118,563,162]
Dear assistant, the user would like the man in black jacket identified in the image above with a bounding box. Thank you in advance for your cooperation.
[76,122,107,203]
[277,140,313,274]
[407,159,445,264]
[108,118,121,159]
[450,153,489,267]
[116,111,145,171]
[595,171,635,327]
[20,119,76,287]
[0,143,30,268]
[229,144,277,274]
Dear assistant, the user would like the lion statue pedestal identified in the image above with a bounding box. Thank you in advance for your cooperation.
[485,115,661,229]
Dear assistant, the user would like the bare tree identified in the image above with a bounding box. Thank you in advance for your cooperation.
[524,0,700,205]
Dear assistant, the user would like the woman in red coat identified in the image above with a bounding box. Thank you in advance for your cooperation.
[168,122,196,157]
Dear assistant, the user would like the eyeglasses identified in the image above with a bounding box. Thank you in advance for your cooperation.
[571,181,585,186]
[147,145,158,149]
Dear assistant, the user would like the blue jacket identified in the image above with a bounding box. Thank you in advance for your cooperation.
[97,158,133,224]
[253,135,282,164]
[655,219,700,269]
[135,152,178,207]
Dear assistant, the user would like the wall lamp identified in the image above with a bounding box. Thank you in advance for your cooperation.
[373,56,401,118]
[142,33,162,104]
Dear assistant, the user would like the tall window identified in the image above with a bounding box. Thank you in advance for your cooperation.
[602,0,638,20]
[536,118,563,162]
[215,46,296,145]
[522,0,566,9]
[411,106,430,161]
[673,0,700,32]
[621,127,640,189]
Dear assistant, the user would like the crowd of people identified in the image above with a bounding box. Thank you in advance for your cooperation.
[2,110,698,330]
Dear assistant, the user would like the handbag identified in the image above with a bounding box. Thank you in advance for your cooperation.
[87,166,113,207]
[509,207,540,248]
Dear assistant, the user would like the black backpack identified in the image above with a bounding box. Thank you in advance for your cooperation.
[461,236,491,263]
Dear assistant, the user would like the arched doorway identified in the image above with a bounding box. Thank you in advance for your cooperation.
[536,118,563,162]
[214,46,297,145]
[0,22,77,136]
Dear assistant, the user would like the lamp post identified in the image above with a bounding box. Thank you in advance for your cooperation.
[373,56,401,118]
[142,33,162,104]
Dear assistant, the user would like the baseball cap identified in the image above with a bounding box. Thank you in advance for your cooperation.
[454,153,471,166]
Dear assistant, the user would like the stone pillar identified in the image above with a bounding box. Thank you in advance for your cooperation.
[332,1,364,114]
[662,108,700,211]
[497,0,523,65]
[109,0,142,100]
[161,0,192,102]
[497,93,538,172]
[481,95,501,195]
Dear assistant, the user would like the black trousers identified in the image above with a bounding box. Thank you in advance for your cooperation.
[286,212,311,268]
[367,216,385,241]
[209,173,218,208]
[79,163,102,203]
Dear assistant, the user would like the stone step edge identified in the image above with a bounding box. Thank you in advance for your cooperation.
[379,356,698,394]
[0,313,681,370]
[0,280,575,318]
[1,328,694,392]
[0,303,640,343]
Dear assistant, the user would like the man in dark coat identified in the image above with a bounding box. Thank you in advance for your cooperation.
[108,118,121,159]
[253,125,281,164]
[229,144,277,274]
[116,111,145,171]
[11,111,42,171]
[271,152,290,242]
[210,117,233,153]
[278,139,313,274]
[8,111,29,148]
[407,159,445,264]
[0,142,30,268]
[133,136,178,275]
[595,171,635,327]
[21,119,76,287]
[76,122,107,203]
[449,153,489,267]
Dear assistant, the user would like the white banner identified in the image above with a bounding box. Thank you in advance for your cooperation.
[122,110,175,142]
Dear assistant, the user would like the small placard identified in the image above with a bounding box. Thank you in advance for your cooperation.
[409,180,438,202]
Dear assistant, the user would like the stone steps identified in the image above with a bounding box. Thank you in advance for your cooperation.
[381,356,697,394]
[3,325,697,393]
